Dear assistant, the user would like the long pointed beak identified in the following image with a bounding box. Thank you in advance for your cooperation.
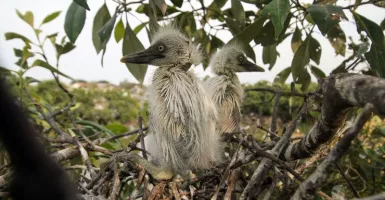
[120,48,164,64]
[238,60,265,72]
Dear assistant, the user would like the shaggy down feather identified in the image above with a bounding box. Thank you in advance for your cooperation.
[145,26,221,172]
[205,44,245,133]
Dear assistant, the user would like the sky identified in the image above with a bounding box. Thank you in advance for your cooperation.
[0,0,384,85]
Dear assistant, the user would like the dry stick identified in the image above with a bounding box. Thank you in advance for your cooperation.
[138,116,147,159]
[291,104,375,200]
[334,161,360,198]
[68,128,97,179]
[109,162,121,200]
[224,168,241,200]
[171,182,182,200]
[211,133,246,200]
[240,98,312,200]
[23,88,73,143]
[248,136,304,182]
[101,127,149,144]
[270,86,281,136]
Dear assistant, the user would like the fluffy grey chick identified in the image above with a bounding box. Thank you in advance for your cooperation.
[205,43,264,134]
[121,26,221,178]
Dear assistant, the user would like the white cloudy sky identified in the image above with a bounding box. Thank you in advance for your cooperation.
[0,0,384,85]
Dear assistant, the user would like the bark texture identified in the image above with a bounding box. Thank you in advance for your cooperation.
[281,74,385,161]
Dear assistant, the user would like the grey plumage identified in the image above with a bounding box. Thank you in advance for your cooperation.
[122,26,221,173]
[205,43,264,134]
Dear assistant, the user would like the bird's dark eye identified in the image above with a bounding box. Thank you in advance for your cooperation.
[158,45,164,52]
[238,55,244,62]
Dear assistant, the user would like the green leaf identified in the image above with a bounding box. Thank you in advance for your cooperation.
[123,22,147,83]
[64,2,86,43]
[176,12,197,38]
[16,10,34,27]
[291,27,302,53]
[244,44,256,62]
[225,17,242,35]
[331,62,347,74]
[310,65,326,79]
[0,67,11,77]
[262,44,278,70]
[15,59,29,69]
[133,23,147,34]
[254,21,275,46]
[31,59,74,80]
[105,123,128,135]
[76,120,115,136]
[5,32,32,45]
[47,33,58,44]
[307,5,347,35]
[41,11,61,25]
[231,0,246,25]
[381,18,385,30]
[62,42,76,54]
[206,0,228,20]
[262,0,290,38]
[297,69,311,92]
[73,0,90,11]
[309,36,322,65]
[25,76,40,85]
[273,66,291,84]
[353,11,385,77]
[114,18,125,42]
[291,37,310,81]
[98,14,116,46]
[228,16,266,46]
[92,4,111,54]
[171,0,183,7]
[327,24,346,56]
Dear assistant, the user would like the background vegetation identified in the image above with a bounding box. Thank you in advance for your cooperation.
[0,0,384,199]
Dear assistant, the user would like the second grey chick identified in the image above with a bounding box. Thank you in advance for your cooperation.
[205,43,264,134]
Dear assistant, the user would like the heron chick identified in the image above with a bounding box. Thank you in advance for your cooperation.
[121,26,221,179]
[205,43,264,134]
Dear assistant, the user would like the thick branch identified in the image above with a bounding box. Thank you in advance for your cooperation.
[281,74,385,161]
[291,104,375,199]
[351,193,385,200]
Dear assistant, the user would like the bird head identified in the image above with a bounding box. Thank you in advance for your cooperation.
[120,26,201,68]
[209,43,264,75]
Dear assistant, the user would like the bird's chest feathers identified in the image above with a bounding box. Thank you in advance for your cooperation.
[151,68,204,122]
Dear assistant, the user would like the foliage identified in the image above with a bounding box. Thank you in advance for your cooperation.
[58,0,385,87]
[241,81,318,122]
[1,0,385,199]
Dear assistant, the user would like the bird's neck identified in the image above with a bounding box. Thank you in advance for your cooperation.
[216,68,237,80]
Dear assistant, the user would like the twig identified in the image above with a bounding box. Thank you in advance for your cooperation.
[138,116,147,159]
[334,162,360,198]
[109,162,121,200]
[270,86,281,136]
[245,88,308,97]
[23,88,73,143]
[101,127,148,144]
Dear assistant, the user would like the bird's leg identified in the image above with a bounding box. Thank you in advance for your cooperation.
[101,152,174,181]
[121,153,174,181]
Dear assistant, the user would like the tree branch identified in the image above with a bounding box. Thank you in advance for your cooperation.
[291,104,375,199]
[281,74,385,161]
